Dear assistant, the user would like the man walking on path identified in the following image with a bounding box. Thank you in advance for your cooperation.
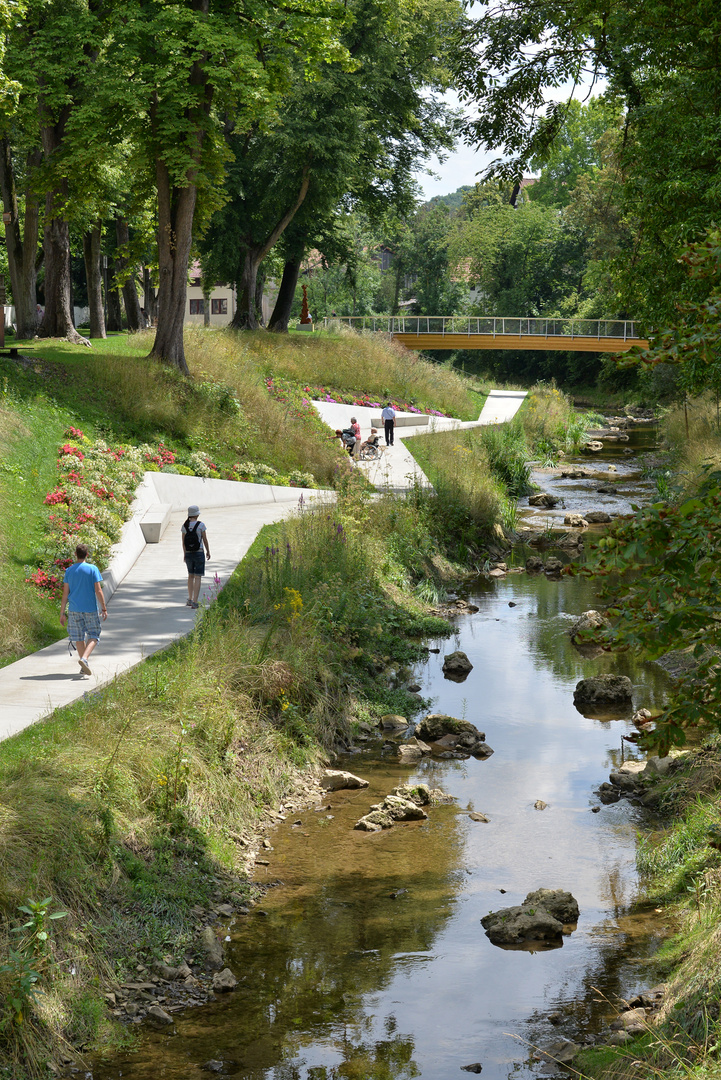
[182,505,211,609]
[381,402,396,446]
[60,543,108,676]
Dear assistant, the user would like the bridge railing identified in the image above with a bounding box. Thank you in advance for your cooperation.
[322,315,643,340]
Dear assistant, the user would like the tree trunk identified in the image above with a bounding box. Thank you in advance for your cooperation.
[268,254,302,333]
[107,257,123,331]
[82,223,106,338]
[230,169,310,330]
[37,121,88,344]
[39,202,87,342]
[143,266,157,326]
[115,216,143,331]
[230,247,262,330]
[0,140,41,340]
[150,159,197,374]
[255,264,266,327]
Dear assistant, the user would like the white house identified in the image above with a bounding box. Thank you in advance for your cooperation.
[185,265,278,326]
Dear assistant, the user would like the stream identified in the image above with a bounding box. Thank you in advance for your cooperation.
[94,429,673,1080]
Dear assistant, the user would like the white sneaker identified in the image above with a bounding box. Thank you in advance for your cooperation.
[79,657,92,676]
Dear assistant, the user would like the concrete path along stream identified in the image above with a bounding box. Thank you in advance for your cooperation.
[0,389,525,743]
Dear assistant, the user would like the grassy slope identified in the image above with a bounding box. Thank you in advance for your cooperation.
[0,327,478,664]
[0,477,455,1076]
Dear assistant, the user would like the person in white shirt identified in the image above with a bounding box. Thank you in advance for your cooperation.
[381,403,396,446]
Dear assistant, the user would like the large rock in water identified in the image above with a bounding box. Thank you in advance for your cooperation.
[442,651,473,679]
[481,889,579,946]
[354,784,448,831]
[320,769,369,791]
[416,713,481,741]
[574,674,633,707]
[397,737,432,764]
[569,610,609,643]
[585,510,612,523]
[529,493,558,507]
[197,926,224,970]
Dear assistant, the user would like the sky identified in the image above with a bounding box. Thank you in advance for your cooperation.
[414,74,607,202]
[413,91,498,201]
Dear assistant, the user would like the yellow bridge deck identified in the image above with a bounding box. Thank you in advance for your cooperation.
[392,333,648,353]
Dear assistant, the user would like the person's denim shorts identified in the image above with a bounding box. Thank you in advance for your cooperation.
[184,551,206,576]
[67,611,102,642]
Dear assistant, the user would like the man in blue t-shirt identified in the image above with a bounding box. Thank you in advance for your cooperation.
[60,543,108,676]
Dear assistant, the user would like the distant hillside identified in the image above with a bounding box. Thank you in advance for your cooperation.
[424,185,473,211]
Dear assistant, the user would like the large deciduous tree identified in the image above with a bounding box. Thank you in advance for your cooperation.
[0,138,41,339]
[452,0,721,327]
[102,0,348,373]
[199,0,464,331]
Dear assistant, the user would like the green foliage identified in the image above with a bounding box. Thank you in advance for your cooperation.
[199,0,463,322]
[393,203,467,315]
[449,199,589,318]
[628,228,721,402]
[528,99,622,208]
[0,897,66,1029]
[580,470,721,750]
[451,0,721,330]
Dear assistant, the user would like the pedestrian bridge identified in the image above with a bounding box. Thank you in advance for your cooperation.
[323,316,647,353]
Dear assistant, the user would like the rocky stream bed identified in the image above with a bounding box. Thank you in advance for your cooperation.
[84,416,677,1080]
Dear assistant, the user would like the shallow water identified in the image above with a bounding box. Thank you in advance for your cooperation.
[521,425,659,527]
[92,431,673,1080]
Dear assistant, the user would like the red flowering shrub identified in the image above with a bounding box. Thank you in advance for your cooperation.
[59,444,85,459]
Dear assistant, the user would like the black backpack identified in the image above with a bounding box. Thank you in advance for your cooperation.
[183,519,202,552]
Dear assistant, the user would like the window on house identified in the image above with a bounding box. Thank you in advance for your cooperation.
[189,299,204,314]
[211,298,228,315]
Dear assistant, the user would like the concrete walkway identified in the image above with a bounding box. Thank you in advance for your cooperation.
[0,389,526,743]
[312,388,527,492]
[0,487,325,743]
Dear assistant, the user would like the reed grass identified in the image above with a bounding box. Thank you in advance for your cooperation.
[405,427,509,542]
[519,382,588,455]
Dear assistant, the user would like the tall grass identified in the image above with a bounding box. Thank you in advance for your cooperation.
[187,326,484,421]
[661,395,721,496]
[519,382,588,455]
[405,427,509,542]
